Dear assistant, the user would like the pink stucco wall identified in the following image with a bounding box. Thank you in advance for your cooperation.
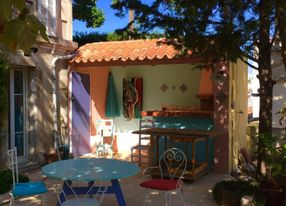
[73,67,110,136]
[198,69,213,95]
[213,62,230,173]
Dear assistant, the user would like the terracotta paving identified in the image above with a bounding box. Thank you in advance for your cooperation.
[0,155,231,206]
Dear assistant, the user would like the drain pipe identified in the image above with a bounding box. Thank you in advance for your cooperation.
[51,52,76,135]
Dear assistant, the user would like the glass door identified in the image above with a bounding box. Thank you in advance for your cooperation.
[10,69,27,161]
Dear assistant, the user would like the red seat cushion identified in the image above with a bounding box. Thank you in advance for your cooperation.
[140,179,179,191]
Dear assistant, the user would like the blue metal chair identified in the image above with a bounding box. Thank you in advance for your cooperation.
[7,147,48,206]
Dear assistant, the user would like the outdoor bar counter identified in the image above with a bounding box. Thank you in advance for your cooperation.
[137,109,217,180]
[141,110,214,118]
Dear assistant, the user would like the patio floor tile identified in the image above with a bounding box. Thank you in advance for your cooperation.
[0,162,230,206]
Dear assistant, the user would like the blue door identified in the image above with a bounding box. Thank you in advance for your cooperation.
[72,72,91,156]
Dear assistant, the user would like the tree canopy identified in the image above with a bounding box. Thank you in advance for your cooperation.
[74,30,163,46]
[73,0,105,28]
[112,0,285,66]
[0,0,47,53]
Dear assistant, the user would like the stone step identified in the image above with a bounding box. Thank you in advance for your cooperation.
[18,161,40,173]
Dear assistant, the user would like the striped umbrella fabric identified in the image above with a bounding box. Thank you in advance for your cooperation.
[105,72,120,117]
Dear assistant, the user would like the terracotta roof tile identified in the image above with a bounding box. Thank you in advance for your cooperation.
[71,39,192,64]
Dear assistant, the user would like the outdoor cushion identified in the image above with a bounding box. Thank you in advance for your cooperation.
[140,178,179,191]
[62,198,100,206]
[12,182,48,197]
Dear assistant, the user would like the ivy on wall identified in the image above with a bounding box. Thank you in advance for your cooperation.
[0,50,9,135]
[0,50,8,169]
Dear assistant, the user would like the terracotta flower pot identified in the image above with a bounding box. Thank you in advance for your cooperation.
[261,180,286,206]
[44,152,58,164]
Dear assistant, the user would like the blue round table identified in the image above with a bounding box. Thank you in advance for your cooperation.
[42,158,139,206]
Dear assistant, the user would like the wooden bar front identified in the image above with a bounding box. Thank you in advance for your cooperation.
[132,128,220,180]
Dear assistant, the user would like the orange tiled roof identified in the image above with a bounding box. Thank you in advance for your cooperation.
[71,39,192,64]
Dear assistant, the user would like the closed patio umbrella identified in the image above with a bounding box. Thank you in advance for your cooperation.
[105,72,120,117]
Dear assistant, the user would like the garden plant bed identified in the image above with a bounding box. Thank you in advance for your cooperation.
[0,169,29,194]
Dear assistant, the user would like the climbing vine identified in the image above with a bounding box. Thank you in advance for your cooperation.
[0,50,9,140]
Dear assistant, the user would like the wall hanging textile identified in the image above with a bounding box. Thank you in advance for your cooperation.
[123,78,143,120]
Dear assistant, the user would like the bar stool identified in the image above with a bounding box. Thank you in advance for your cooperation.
[131,117,154,166]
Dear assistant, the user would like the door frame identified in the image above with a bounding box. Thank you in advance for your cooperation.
[9,68,28,162]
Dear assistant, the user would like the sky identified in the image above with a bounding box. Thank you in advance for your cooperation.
[73,0,129,34]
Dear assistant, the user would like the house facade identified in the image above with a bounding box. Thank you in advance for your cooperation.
[248,44,286,140]
[272,45,286,138]
[1,0,77,166]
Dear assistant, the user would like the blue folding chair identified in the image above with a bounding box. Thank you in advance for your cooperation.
[7,147,48,206]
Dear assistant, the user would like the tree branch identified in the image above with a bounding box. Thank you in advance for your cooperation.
[241,52,258,63]
[239,57,259,70]
[270,26,278,46]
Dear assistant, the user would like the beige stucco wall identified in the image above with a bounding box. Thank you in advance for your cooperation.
[24,48,74,163]
[2,0,77,165]
[28,0,76,163]
[272,49,286,129]
[228,60,248,170]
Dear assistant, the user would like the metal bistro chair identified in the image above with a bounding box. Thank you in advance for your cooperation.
[54,133,82,160]
[131,117,155,166]
[55,178,103,206]
[140,148,187,206]
[54,133,71,160]
[7,147,48,206]
[95,119,115,158]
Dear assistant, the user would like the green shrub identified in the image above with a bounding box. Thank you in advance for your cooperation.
[213,179,259,206]
[0,169,29,194]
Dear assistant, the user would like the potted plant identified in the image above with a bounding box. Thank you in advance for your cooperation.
[260,142,286,205]
[0,169,29,194]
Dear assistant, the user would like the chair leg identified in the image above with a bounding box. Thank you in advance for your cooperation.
[130,149,133,162]
[143,189,150,206]
[9,195,14,206]
[178,188,186,206]
[164,192,172,206]
[138,149,141,166]
[110,148,114,158]
[42,194,46,206]
[164,192,169,206]
[164,192,167,206]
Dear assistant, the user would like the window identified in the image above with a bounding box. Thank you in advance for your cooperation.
[37,0,57,36]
